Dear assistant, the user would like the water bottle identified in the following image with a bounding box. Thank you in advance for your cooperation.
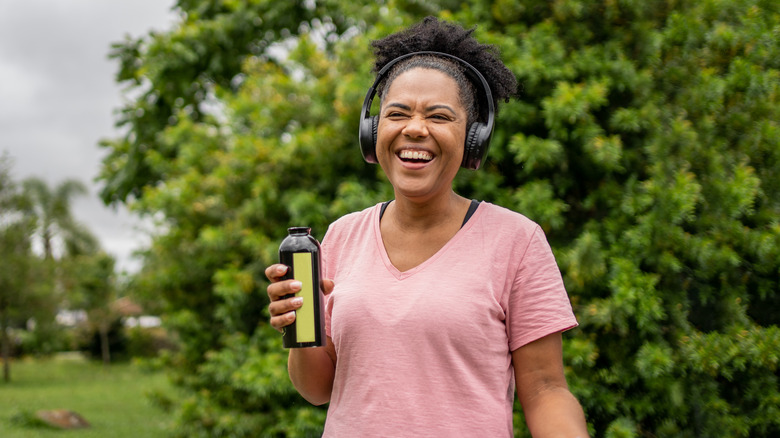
[279,227,326,348]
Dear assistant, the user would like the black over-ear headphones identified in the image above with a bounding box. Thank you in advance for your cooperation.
[358,51,495,170]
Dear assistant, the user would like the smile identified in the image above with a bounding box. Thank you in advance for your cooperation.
[398,149,433,162]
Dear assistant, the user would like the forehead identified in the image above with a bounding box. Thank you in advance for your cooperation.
[382,68,462,105]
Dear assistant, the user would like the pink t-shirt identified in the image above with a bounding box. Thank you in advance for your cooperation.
[321,202,577,437]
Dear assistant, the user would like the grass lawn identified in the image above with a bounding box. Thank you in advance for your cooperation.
[0,354,173,438]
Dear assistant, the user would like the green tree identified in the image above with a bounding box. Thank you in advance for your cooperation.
[2,156,108,376]
[450,2,780,436]
[21,177,100,358]
[99,1,779,436]
[0,154,40,382]
[67,252,119,365]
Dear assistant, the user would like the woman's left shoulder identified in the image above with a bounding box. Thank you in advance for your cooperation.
[477,202,541,232]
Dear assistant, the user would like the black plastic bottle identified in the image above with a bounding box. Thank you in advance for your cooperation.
[279,227,326,348]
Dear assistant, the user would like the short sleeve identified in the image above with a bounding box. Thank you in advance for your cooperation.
[506,226,578,351]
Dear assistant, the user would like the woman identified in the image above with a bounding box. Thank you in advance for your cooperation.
[267,17,588,437]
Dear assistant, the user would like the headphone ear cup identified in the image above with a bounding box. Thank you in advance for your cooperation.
[463,123,488,170]
[359,115,379,163]
[372,116,379,147]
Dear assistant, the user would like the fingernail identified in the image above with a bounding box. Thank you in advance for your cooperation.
[291,281,302,290]
[277,265,288,274]
[291,297,303,306]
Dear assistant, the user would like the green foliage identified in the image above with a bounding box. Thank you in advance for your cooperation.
[452,1,780,436]
[15,324,74,357]
[1,155,46,377]
[1,154,116,376]
[99,0,780,436]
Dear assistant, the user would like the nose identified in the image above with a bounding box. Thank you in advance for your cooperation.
[402,115,429,138]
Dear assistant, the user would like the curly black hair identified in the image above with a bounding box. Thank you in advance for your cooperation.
[370,16,518,117]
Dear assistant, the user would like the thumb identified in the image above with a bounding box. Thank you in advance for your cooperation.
[321,278,335,296]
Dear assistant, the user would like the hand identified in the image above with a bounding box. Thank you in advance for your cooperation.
[265,263,334,333]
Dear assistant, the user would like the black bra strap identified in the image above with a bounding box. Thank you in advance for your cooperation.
[379,199,481,228]
[462,199,481,227]
[379,200,392,220]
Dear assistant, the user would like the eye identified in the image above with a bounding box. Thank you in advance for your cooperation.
[385,111,408,119]
[429,113,452,121]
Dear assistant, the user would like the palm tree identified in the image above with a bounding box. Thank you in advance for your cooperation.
[22,178,98,259]
[23,178,119,364]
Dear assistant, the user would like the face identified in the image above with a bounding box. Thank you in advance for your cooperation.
[375,68,468,203]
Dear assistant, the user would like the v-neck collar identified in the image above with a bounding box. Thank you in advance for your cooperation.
[371,201,485,280]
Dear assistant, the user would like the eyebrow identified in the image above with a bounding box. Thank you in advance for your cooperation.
[384,102,458,114]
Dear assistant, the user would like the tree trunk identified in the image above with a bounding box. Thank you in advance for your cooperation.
[1,324,10,382]
[42,228,53,260]
[99,323,111,365]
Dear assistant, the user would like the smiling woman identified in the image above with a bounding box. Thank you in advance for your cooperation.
[265,16,589,437]
[376,68,467,203]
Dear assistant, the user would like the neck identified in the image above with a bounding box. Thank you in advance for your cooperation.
[388,190,470,232]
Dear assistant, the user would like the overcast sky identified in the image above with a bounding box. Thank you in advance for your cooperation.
[0,0,177,272]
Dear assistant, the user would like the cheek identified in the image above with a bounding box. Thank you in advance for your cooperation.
[374,121,398,155]
[436,128,467,159]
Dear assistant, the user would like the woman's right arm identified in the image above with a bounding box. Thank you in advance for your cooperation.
[266,264,337,405]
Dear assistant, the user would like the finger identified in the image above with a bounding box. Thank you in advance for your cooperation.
[269,295,303,332]
[264,264,289,282]
[268,295,303,317]
[270,310,297,333]
[267,279,302,301]
[321,278,335,296]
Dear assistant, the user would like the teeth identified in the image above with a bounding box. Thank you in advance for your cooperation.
[399,150,433,161]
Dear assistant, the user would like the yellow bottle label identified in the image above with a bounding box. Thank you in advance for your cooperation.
[293,252,316,343]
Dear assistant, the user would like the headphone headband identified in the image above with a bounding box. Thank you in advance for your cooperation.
[358,51,495,170]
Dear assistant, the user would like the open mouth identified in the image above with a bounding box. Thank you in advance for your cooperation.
[398,149,433,163]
